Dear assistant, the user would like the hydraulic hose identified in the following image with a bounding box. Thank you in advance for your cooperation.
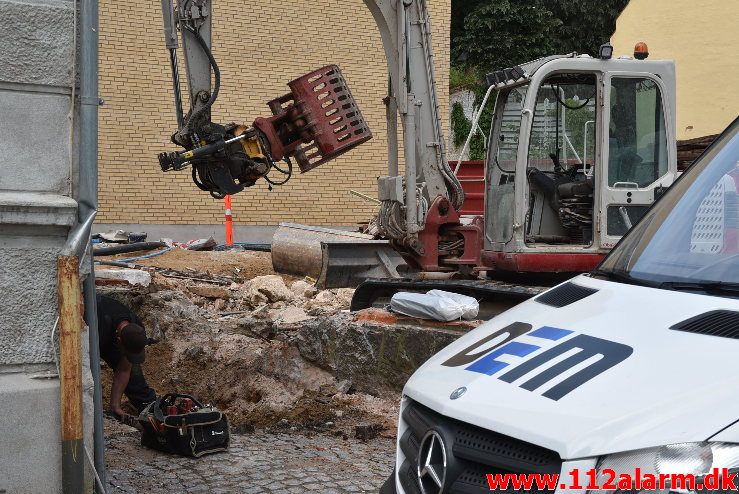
[264,157,293,186]
[183,24,220,134]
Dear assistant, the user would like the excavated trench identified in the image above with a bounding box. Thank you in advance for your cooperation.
[96,250,478,435]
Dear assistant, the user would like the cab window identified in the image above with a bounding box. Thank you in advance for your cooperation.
[496,87,527,171]
[608,77,668,187]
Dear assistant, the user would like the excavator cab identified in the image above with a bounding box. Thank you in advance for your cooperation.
[483,52,678,272]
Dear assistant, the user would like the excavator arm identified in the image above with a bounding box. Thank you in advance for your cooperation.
[160,0,468,284]
[158,0,372,198]
[273,1,470,286]
[366,0,464,252]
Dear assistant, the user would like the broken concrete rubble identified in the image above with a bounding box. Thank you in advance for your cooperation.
[245,275,294,303]
[290,279,318,298]
[276,306,313,325]
[95,268,152,287]
[186,284,231,299]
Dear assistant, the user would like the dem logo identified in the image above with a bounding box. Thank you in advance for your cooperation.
[442,322,633,400]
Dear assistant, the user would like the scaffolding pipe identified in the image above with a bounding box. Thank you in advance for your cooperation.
[84,263,106,493]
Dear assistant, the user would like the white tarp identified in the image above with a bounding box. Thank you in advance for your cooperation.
[390,290,479,322]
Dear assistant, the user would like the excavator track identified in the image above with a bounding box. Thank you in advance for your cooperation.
[351,278,547,320]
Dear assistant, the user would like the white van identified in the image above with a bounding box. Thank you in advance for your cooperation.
[381,117,739,494]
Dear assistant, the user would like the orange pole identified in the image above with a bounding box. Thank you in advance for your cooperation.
[224,195,234,246]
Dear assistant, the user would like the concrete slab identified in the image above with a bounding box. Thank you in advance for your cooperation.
[0,374,62,494]
[0,192,77,226]
[0,90,72,194]
[96,268,152,287]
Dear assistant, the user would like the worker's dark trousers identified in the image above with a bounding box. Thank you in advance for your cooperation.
[104,355,157,413]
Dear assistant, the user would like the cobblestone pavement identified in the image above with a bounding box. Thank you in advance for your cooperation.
[106,430,395,493]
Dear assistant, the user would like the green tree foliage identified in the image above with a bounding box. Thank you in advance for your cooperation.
[452,0,562,77]
[449,0,629,159]
[550,0,631,57]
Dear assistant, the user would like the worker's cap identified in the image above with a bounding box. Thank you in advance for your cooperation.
[120,323,148,364]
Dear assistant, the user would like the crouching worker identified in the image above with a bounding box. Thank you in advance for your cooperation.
[94,294,157,422]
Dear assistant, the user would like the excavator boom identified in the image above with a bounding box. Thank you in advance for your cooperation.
[365,0,464,251]
[270,0,468,286]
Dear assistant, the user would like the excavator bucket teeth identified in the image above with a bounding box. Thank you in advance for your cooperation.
[271,223,408,289]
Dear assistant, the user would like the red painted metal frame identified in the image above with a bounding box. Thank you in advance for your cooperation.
[444,217,484,267]
[253,65,372,173]
[481,251,605,273]
[413,195,603,274]
[413,196,484,271]
[455,160,485,216]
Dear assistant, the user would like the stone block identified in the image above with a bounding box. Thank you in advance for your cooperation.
[0,247,59,365]
[0,0,74,87]
[0,91,72,194]
[0,374,62,493]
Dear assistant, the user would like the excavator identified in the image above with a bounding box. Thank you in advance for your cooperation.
[158,0,679,311]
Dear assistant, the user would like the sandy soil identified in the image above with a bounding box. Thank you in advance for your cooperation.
[99,248,292,283]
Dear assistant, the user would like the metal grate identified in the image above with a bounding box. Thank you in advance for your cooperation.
[399,400,561,494]
[670,310,739,339]
[534,283,598,308]
[690,176,735,253]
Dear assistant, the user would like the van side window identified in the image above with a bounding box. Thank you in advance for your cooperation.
[608,78,668,187]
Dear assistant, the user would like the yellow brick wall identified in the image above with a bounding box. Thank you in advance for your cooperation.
[98,0,451,226]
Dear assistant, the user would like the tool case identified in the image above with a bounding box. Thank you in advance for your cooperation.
[138,393,229,457]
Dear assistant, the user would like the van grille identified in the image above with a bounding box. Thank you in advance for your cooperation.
[399,400,561,494]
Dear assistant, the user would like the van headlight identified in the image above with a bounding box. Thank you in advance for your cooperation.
[591,442,739,494]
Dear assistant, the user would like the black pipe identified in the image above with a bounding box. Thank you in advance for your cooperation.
[93,241,166,256]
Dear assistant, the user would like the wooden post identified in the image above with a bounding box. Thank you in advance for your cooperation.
[57,255,84,493]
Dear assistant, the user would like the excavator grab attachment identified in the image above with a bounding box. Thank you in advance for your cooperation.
[158,1,371,198]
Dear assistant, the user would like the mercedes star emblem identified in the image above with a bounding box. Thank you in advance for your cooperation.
[450,386,467,400]
[417,430,447,494]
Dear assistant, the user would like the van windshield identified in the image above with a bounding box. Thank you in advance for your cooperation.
[597,118,739,292]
